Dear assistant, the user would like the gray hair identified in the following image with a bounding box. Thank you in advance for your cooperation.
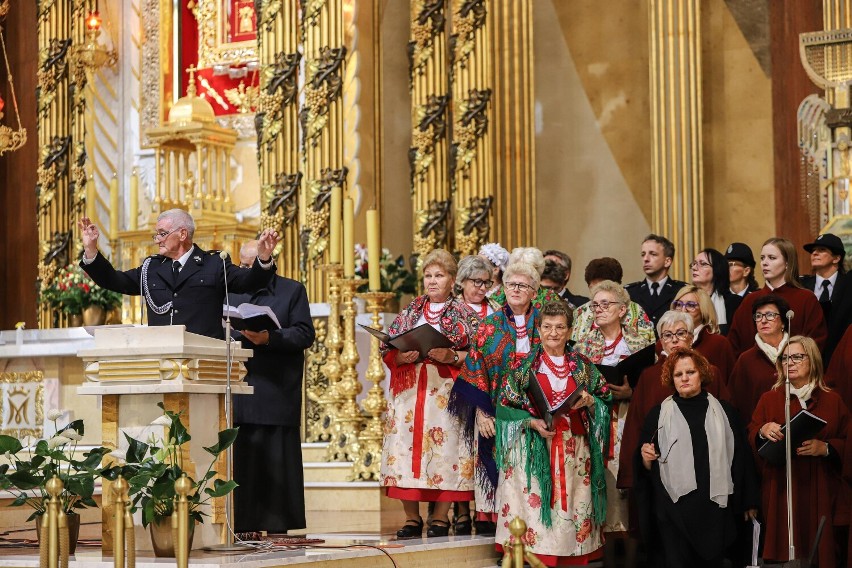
[158,209,196,239]
[508,247,546,276]
[455,256,494,293]
[503,262,541,289]
[657,310,695,335]
[589,280,630,305]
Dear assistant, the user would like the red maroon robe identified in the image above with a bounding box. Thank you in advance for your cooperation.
[694,327,737,386]
[616,357,729,490]
[728,346,778,426]
[748,388,849,568]
[727,284,827,356]
[826,325,852,406]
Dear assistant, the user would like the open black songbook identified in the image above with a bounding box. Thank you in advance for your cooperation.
[594,343,656,388]
[527,372,586,430]
[758,409,827,466]
[223,303,282,333]
[359,323,453,358]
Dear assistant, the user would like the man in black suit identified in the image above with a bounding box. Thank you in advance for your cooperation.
[78,209,279,339]
[543,249,590,308]
[799,233,846,319]
[230,240,315,534]
[625,234,685,330]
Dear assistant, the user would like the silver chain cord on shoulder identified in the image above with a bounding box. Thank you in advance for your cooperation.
[141,257,173,315]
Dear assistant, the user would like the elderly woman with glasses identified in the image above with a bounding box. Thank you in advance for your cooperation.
[572,280,654,560]
[619,311,730,494]
[487,247,560,310]
[450,261,546,536]
[690,248,743,335]
[488,301,612,565]
[671,285,737,383]
[728,294,791,425]
[727,237,827,355]
[380,249,480,539]
[749,336,849,568]
[635,349,758,567]
[455,255,496,320]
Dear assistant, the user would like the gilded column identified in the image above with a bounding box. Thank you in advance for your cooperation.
[451,0,493,256]
[410,0,451,266]
[256,0,301,280]
[36,0,75,327]
[649,0,704,280]
[489,0,534,249]
[301,0,348,300]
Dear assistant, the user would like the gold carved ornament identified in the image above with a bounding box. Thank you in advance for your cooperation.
[0,0,27,155]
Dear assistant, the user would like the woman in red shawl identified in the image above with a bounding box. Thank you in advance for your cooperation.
[749,336,849,567]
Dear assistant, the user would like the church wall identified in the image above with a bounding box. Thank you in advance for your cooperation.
[533,0,652,286]
[701,0,775,261]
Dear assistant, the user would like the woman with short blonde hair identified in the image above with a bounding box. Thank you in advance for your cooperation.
[671,285,737,383]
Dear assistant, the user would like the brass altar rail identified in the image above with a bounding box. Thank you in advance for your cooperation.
[112,475,135,568]
[40,475,69,568]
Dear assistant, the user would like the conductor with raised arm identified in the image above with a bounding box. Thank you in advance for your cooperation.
[78,209,280,339]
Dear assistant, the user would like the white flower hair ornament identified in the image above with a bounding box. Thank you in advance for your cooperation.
[478,242,510,270]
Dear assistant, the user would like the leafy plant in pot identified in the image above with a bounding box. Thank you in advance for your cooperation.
[0,411,111,554]
[106,403,238,557]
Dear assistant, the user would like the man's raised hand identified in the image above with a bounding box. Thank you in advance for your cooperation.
[78,217,100,258]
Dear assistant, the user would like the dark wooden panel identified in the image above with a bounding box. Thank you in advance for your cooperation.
[0,3,39,329]
[769,0,822,270]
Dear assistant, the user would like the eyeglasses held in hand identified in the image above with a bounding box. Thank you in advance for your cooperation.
[651,427,678,464]
[672,300,699,312]
[152,228,179,242]
[469,278,494,289]
[505,282,534,292]
[780,353,809,364]
[590,300,621,311]
[660,329,690,342]
[753,311,780,322]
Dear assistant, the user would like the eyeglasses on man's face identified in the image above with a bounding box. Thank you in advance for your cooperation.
[780,353,809,365]
[590,300,621,312]
[505,281,534,292]
[672,300,699,312]
[753,311,780,322]
[467,278,494,289]
[660,329,690,342]
[152,228,180,242]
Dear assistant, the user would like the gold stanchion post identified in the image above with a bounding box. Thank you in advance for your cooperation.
[43,475,67,568]
[350,291,394,480]
[112,475,134,568]
[501,517,546,568]
[310,263,345,444]
[327,276,367,461]
[173,474,192,568]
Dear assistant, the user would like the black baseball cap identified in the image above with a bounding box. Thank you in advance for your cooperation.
[803,233,846,259]
[725,242,756,268]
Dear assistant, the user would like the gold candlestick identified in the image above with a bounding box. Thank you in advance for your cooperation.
[308,263,345,443]
[327,276,367,461]
[350,291,394,480]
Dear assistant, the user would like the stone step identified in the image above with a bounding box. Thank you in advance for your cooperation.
[301,441,329,463]
[304,481,395,512]
[302,461,354,483]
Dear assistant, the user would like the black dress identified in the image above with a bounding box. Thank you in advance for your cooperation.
[634,392,759,568]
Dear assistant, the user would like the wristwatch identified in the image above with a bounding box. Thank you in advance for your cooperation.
[452,352,459,364]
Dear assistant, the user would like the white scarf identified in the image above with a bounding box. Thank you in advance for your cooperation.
[789,382,815,409]
[754,332,788,364]
[657,393,735,507]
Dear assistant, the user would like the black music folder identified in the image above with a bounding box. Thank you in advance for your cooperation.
[359,323,453,358]
[223,303,282,333]
[527,372,586,430]
[758,409,827,465]
[594,343,656,387]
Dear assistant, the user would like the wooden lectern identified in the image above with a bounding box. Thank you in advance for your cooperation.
[76,325,253,552]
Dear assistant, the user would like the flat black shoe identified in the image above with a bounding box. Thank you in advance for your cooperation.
[454,514,472,535]
[426,519,450,537]
[396,517,423,539]
[475,520,496,536]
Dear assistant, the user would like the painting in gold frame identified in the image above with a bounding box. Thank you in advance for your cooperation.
[195,0,258,68]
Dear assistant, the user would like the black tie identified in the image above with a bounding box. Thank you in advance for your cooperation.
[819,280,830,303]
[172,260,181,284]
[651,282,660,296]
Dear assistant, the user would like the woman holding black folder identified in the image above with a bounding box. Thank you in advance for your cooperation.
[379,249,480,539]
[749,336,849,567]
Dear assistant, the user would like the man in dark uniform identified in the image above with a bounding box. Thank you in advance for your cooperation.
[543,249,590,309]
[625,234,685,330]
[799,233,846,318]
[724,242,759,297]
[230,240,315,535]
[78,209,280,339]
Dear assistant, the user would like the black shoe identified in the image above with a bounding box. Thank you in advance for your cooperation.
[475,520,496,536]
[396,517,424,539]
[426,519,450,537]
[454,514,472,535]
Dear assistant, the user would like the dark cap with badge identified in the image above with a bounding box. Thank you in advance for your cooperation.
[725,242,756,268]
[803,233,846,259]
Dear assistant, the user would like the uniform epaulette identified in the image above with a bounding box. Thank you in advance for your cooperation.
[623,281,641,289]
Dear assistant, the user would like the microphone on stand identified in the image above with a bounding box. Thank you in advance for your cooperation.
[202,251,249,552]
[783,309,797,565]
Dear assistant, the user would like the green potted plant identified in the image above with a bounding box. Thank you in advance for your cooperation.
[0,411,111,553]
[107,403,238,556]
[40,264,122,326]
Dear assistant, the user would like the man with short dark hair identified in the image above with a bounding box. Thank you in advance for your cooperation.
[625,234,686,329]
[799,233,846,318]
[584,257,624,287]
[541,252,589,309]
